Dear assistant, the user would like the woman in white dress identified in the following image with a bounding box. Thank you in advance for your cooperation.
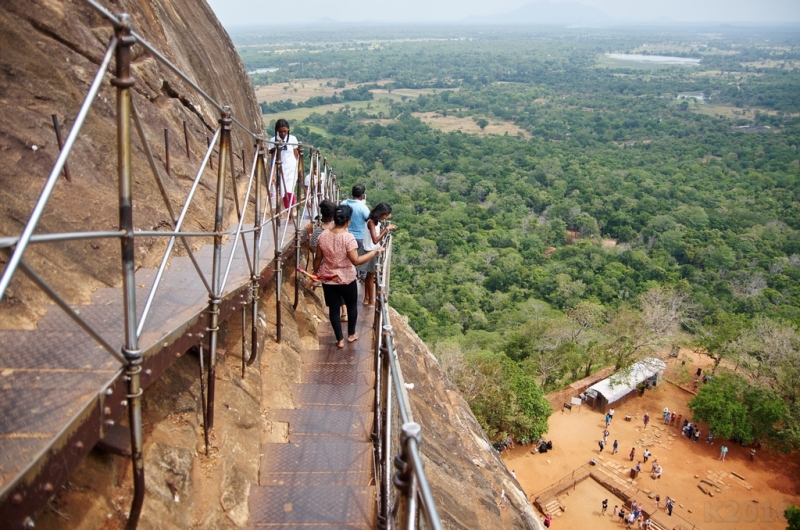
[269,118,300,217]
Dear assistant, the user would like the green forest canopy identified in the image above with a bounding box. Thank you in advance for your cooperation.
[235,25,800,444]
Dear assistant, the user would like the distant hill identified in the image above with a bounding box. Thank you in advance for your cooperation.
[464,0,617,26]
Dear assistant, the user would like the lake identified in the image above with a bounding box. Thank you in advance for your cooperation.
[605,54,701,66]
[248,67,280,74]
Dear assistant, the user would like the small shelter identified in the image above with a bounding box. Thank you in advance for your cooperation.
[584,358,667,413]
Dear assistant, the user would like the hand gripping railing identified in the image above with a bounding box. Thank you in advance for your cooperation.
[372,234,443,530]
[0,2,341,528]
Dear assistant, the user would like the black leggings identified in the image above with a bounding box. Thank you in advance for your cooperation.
[321,280,358,341]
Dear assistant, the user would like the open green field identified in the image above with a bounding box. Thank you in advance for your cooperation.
[262,98,395,129]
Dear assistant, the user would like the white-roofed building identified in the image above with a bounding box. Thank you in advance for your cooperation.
[584,358,667,413]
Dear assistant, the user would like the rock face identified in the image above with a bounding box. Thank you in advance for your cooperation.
[0,0,261,328]
[390,309,544,529]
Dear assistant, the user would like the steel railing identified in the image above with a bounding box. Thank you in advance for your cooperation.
[372,233,443,530]
[0,2,340,528]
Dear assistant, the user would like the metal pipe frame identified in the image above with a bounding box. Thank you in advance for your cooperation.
[372,234,443,530]
[135,125,222,337]
[225,141,256,282]
[130,99,211,295]
[206,106,233,439]
[3,253,124,364]
[293,146,304,310]
[108,15,146,530]
[247,140,267,367]
[83,0,257,140]
[0,4,346,527]
[273,138,283,343]
[0,36,117,301]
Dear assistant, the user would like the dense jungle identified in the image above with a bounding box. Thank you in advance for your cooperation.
[232,25,800,446]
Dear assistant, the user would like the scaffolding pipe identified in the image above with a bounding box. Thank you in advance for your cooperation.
[206,106,232,440]
[110,15,145,530]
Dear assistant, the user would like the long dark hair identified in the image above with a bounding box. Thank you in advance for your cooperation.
[369,202,392,223]
[333,204,352,227]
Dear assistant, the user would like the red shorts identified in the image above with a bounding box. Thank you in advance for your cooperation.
[282,193,296,209]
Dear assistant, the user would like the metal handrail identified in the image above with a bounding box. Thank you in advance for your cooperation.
[373,234,443,530]
[0,3,341,529]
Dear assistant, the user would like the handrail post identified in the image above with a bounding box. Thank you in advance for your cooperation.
[395,423,421,530]
[274,139,283,343]
[111,14,144,530]
[293,144,304,310]
[206,105,232,442]
[380,324,393,528]
[247,138,266,369]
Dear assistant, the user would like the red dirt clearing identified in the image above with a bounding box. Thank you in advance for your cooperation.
[504,354,800,530]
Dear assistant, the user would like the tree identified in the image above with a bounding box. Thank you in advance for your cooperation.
[694,311,749,375]
[436,344,552,442]
[476,118,489,130]
[786,505,800,530]
[604,287,688,370]
[689,374,785,444]
[737,317,800,405]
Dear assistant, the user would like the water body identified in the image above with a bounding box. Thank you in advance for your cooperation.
[248,67,280,74]
[605,54,701,66]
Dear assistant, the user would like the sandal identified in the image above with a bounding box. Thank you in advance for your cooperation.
[347,334,359,343]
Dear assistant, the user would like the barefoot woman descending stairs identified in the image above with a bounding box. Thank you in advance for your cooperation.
[314,205,383,348]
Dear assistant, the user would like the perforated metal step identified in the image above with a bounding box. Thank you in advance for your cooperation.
[248,485,376,527]
[290,383,373,409]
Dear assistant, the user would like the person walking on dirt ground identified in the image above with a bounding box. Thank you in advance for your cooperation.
[643,449,650,462]
[599,439,606,452]
[609,408,615,421]
[602,499,608,515]
[630,447,636,461]
[670,412,676,426]
[643,412,650,428]
[750,447,756,461]
[613,439,619,454]
[719,445,728,460]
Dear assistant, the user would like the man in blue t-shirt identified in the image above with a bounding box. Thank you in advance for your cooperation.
[343,184,371,277]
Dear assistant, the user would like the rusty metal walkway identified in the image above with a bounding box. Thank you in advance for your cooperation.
[249,302,378,528]
[0,223,297,525]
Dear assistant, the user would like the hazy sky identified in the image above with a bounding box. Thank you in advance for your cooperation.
[207,0,800,26]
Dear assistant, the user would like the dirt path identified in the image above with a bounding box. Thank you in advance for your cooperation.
[504,354,800,529]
